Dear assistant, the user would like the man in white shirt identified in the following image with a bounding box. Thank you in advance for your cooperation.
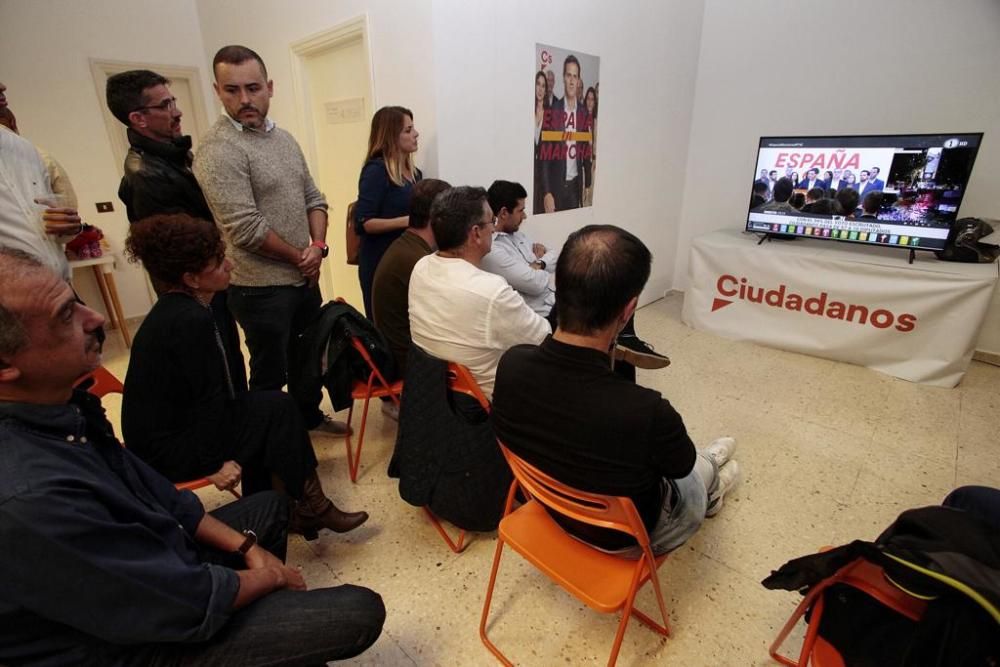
[408,186,550,399]
[481,179,670,373]
[0,118,81,281]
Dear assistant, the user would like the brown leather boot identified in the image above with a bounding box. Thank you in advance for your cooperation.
[289,472,369,540]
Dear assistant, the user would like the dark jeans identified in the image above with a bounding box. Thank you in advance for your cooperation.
[124,492,386,666]
[228,284,324,428]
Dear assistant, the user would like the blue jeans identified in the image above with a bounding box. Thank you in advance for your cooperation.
[613,453,720,559]
[228,284,324,429]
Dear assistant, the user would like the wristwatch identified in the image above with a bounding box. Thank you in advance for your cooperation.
[235,529,257,555]
[538,260,546,270]
[310,240,329,258]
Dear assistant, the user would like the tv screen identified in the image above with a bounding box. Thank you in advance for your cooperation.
[746,133,983,251]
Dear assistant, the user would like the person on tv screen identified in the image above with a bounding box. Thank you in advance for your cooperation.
[801,187,825,213]
[750,181,768,210]
[869,166,885,191]
[801,168,821,191]
[858,191,882,219]
[835,188,860,219]
[788,192,806,211]
[758,177,795,213]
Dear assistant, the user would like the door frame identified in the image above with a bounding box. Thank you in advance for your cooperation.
[289,15,376,175]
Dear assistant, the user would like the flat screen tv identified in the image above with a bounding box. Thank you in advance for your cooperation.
[746,133,983,252]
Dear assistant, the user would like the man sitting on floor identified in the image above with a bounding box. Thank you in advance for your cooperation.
[480,179,669,370]
[0,247,385,665]
[408,185,550,399]
[492,225,742,557]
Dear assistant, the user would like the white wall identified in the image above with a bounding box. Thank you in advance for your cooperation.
[194,0,440,183]
[431,0,706,305]
[0,0,211,318]
[675,0,1000,353]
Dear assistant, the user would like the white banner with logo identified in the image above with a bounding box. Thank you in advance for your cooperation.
[682,230,999,387]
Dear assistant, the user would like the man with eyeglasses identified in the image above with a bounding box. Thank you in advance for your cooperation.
[106,70,214,225]
[408,186,550,399]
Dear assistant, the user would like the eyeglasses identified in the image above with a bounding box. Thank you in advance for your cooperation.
[476,216,497,230]
[133,97,178,113]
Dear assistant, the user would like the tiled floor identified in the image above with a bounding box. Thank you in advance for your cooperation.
[100,292,1000,666]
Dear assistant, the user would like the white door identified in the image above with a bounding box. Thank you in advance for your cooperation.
[300,35,371,310]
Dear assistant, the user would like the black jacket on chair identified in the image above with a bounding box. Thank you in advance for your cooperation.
[289,300,396,413]
[388,345,510,532]
[762,505,1000,666]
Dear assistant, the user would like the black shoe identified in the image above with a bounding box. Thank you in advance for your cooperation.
[615,335,671,370]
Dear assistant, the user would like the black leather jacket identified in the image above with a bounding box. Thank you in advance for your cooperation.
[118,129,214,223]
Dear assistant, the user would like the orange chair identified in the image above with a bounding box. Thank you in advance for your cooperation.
[75,367,240,499]
[480,443,672,666]
[344,335,403,483]
[416,361,492,554]
[769,556,929,667]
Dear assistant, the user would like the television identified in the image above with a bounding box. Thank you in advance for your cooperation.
[746,133,983,252]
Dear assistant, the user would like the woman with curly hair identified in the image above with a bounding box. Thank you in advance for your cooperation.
[123,214,367,540]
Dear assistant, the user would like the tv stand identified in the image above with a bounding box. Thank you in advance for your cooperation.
[683,229,999,387]
[757,232,798,245]
[909,248,916,265]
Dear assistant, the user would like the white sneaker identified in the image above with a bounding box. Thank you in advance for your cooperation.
[705,436,737,468]
[381,401,399,421]
[706,460,742,517]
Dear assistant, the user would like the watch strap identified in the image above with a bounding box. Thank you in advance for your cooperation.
[236,529,257,555]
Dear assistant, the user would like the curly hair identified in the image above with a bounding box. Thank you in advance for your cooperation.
[125,214,224,290]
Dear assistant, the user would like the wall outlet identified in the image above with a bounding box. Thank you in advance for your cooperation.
[96,201,114,213]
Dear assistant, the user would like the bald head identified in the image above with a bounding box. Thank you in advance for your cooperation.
[555,225,651,335]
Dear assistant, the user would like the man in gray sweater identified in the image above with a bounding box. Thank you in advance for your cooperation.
[194,45,348,435]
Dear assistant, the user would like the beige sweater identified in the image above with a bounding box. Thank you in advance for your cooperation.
[194,116,327,287]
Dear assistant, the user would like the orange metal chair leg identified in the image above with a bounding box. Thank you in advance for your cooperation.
[422,507,468,553]
[479,533,514,666]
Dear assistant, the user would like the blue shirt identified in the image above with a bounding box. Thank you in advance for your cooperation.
[354,157,421,266]
[0,390,238,665]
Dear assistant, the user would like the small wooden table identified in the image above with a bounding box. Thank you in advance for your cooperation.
[68,255,132,348]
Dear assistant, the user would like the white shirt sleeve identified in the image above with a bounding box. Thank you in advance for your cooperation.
[485,283,551,352]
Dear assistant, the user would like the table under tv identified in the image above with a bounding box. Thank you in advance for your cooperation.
[681,229,998,387]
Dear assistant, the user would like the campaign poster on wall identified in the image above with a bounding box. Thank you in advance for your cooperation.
[534,43,600,214]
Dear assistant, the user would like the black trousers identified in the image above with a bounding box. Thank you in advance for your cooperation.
[228,284,324,429]
[123,492,386,666]
[225,390,319,500]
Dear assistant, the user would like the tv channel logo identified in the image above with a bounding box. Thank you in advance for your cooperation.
[889,235,899,244]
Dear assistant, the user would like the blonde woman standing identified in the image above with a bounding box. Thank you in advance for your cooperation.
[354,106,422,318]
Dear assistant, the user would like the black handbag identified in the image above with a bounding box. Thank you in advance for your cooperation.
[935,217,999,263]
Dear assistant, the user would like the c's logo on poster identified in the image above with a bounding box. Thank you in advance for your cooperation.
[712,274,917,333]
[539,50,552,66]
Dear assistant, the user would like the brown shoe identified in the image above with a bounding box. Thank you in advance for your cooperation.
[289,471,368,540]
[290,503,369,540]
